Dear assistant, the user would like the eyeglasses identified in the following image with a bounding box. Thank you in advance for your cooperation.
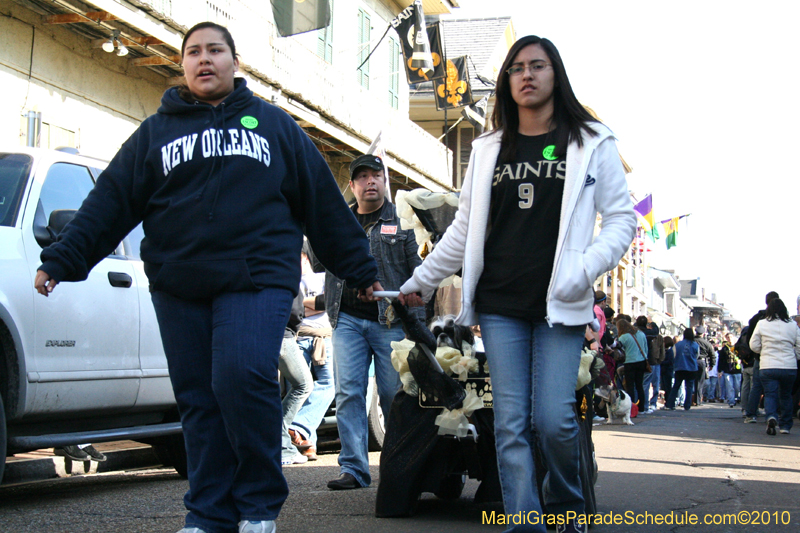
[506,61,551,77]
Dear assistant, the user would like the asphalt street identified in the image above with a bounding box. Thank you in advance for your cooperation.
[1,402,798,533]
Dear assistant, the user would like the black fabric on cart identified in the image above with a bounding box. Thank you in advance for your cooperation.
[375,392,502,517]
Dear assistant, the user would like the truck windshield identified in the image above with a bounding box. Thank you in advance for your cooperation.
[0,153,33,227]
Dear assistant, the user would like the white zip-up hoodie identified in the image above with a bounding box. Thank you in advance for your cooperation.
[749,318,800,370]
[400,124,636,326]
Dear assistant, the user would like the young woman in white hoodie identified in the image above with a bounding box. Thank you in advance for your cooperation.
[399,36,636,533]
[749,298,800,435]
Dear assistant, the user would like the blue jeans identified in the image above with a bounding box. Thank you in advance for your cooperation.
[705,376,718,401]
[479,315,584,533]
[151,288,293,533]
[331,311,404,487]
[746,359,764,417]
[760,368,797,430]
[722,373,740,406]
[290,337,335,446]
[645,364,661,409]
[741,367,754,412]
[667,371,695,410]
[279,337,312,461]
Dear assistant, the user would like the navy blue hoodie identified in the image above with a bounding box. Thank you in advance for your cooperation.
[40,79,377,299]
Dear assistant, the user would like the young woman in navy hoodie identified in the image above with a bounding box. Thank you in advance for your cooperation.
[35,22,380,533]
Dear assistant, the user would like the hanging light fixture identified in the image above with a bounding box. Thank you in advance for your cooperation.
[102,36,115,53]
[102,30,128,56]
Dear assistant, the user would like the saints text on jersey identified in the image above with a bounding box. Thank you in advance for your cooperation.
[493,160,566,186]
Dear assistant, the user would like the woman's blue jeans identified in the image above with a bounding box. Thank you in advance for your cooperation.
[279,337,312,460]
[151,288,293,533]
[666,371,695,410]
[479,314,585,533]
[760,368,797,430]
[290,337,335,446]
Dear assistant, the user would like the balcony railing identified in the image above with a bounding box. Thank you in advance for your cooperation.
[137,0,451,187]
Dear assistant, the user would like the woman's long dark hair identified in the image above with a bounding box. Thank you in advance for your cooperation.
[491,35,598,165]
[682,328,695,342]
[765,298,791,322]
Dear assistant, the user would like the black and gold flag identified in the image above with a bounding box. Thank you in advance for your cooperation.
[433,56,474,110]
[271,0,330,37]
[391,6,444,83]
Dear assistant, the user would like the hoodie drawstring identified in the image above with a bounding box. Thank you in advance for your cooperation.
[193,103,226,221]
[196,104,218,204]
[208,103,226,221]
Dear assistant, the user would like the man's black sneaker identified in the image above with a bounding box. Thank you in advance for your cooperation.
[83,445,107,462]
[54,446,90,461]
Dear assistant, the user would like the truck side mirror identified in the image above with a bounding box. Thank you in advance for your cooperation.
[33,202,77,248]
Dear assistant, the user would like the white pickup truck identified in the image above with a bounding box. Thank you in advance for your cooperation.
[0,146,185,482]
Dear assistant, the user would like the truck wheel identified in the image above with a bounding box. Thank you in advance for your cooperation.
[434,473,466,500]
[0,394,6,484]
[152,433,188,479]
[367,377,385,451]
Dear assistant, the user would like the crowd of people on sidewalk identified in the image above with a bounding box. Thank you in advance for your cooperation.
[590,291,800,438]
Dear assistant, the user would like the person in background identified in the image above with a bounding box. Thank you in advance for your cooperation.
[592,291,608,346]
[744,291,781,423]
[288,244,335,461]
[399,34,636,533]
[718,334,741,407]
[694,329,716,406]
[659,336,675,409]
[34,22,381,533]
[324,154,424,491]
[637,316,663,413]
[705,348,720,403]
[665,328,699,411]
[279,292,313,466]
[749,297,800,435]
[617,319,649,413]
[736,326,756,418]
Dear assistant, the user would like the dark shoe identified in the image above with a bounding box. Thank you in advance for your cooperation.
[327,473,361,490]
[288,429,311,451]
[301,446,318,461]
[556,518,588,533]
[767,417,777,436]
[54,445,90,461]
[82,445,107,462]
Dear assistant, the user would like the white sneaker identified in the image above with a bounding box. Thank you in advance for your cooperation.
[592,415,605,422]
[281,453,308,465]
[239,520,276,533]
[646,408,656,414]
[177,528,209,533]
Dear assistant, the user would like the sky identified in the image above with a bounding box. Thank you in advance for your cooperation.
[450,0,800,321]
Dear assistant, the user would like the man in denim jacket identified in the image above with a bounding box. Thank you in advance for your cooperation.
[324,154,424,490]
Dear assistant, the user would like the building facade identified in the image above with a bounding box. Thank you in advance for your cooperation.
[2,0,456,196]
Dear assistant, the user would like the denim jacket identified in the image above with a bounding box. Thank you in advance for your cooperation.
[324,201,424,328]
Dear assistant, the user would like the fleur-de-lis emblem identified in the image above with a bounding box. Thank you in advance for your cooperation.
[436,59,467,107]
